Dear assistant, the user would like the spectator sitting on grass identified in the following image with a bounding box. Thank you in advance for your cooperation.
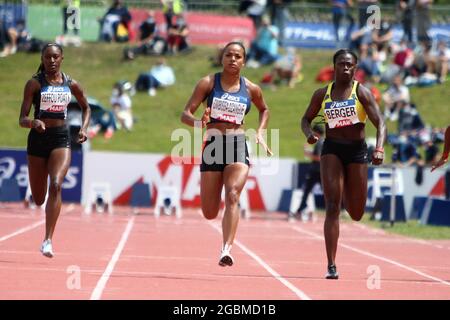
[123,10,167,60]
[246,15,279,68]
[167,16,190,54]
[135,58,176,96]
[111,80,134,130]
[261,47,302,89]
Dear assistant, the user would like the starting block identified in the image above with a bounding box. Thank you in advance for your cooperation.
[85,182,113,214]
[155,185,181,218]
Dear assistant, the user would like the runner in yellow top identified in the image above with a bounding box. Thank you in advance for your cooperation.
[301,49,386,280]
[321,80,367,129]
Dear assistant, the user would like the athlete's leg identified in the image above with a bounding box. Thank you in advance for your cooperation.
[45,148,71,240]
[343,163,368,221]
[321,154,344,267]
[200,171,223,220]
[222,163,249,247]
[27,155,49,205]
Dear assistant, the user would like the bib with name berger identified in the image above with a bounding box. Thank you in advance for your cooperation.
[321,81,367,129]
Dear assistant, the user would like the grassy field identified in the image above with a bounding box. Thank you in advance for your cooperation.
[0,42,449,160]
[309,211,450,240]
[360,215,450,240]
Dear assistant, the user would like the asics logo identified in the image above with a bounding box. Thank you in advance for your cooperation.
[45,86,66,92]
[0,157,15,179]
[329,101,349,108]
[221,93,240,102]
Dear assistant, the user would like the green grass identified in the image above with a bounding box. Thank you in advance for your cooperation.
[0,42,449,160]
[360,214,450,240]
[318,210,450,240]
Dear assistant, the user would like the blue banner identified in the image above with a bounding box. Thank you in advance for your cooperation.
[283,21,450,48]
[0,148,83,202]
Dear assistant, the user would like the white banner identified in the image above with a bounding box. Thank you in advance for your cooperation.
[82,151,296,211]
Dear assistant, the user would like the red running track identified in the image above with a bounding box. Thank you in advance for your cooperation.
[0,202,450,300]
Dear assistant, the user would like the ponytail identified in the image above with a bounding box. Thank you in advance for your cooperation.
[35,63,44,76]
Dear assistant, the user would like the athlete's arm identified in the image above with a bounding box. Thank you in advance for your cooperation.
[181,75,213,128]
[357,84,386,165]
[18,79,45,131]
[431,125,450,172]
[246,79,272,156]
[301,88,326,144]
[70,79,91,143]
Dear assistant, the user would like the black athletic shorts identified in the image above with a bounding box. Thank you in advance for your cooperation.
[200,134,250,172]
[321,138,368,166]
[27,125,71,158]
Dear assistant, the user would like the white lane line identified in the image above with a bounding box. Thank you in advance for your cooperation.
[0,220,45,242]
[291,225,450,288]
[208,221,312,300]
[0,204,74,243]
[90,216,135,300]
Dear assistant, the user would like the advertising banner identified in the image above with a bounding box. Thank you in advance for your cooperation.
[0,148,83,202]
[283,21,450,48]
[82,151,295,211]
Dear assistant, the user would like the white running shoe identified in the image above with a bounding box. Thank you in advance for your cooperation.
[218,245,234,267]
[40,239,54,258]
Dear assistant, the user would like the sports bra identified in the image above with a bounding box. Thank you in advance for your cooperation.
[32,72,72,120]
[206,73,251,125]
[321,81,367,129]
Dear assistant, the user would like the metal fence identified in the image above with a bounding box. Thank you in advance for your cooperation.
[7,0,450,24]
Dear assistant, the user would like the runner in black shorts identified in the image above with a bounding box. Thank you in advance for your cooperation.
[181,42,273,266]
[301,49,386,279]
[19,43,91,258]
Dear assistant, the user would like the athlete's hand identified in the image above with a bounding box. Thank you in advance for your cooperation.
[431,156,448,172]
[307,133,319,144]
[78,129,88,143]
[201,108,211,128]
[371,149,384,166]
[256,130,273,156]
[32,119,46,133]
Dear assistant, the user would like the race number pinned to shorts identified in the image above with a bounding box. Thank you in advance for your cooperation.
[210,93,247,124]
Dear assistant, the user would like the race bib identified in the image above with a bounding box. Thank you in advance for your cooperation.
[210,93,247,125]
[40,86,71,113]
[324,99,360,128]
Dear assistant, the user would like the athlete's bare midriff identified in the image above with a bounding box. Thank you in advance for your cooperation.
[205,122,245,137]
[325,123,366,141]
[39,118,66,128]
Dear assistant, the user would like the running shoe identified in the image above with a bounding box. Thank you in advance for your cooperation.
[218,246,234,267]
[325,264,339,279]
[40,239,54,258]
